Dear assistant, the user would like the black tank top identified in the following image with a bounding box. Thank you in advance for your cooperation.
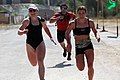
[26,17,45,42]
[73,19,90,35]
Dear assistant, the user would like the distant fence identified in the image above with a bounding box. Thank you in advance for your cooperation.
[94,19,120,37]
[0,13,24,24]
[0,12,9,24]
[12,15,24,24]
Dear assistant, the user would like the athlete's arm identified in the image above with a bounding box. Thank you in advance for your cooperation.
[69,12,76,20]
[90,20,100,42]
[42,21,52,38]
[18,18,29,35]
[49,16,58,23]
[65,22,75,44]
[42,21,56,45]
[49,13,60,23]
[65,21,75,52]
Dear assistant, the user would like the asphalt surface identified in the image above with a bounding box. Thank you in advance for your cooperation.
[0,23,120,80]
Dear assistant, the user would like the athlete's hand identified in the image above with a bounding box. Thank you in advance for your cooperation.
[97,37,100,42]
[18,29,28,35]
[57,15,64,20]
[50,38,57,45]
[59,15,64,20]
[23,29,28,34]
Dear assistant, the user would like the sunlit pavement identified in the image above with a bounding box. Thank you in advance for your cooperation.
[0,23,120,80]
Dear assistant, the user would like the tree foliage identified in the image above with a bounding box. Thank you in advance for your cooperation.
[31,0,120,17]
[66,0,82,12]
[32,0,44,4]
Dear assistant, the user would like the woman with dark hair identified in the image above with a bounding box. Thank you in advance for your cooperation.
[18,4,55,80]
[65,6,100,80]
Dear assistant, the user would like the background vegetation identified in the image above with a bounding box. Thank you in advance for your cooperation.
[32,0,120,18]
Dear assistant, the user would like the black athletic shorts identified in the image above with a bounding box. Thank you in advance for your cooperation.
[57,29,66,43]
[75,42,94,56]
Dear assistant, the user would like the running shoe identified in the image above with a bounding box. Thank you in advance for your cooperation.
[67,52,71,60]
[63,49,67,57]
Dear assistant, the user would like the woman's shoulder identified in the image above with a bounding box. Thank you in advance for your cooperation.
[70,17,79,24]
[87,18,94,22]
[69,19,76,24]
[86,18,95,28]
[22,17,30,24]
[37,16,45,22]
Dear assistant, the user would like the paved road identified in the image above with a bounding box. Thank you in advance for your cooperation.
[0,24,120,80]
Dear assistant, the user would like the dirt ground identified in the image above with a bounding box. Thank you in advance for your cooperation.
[0,20,120,80]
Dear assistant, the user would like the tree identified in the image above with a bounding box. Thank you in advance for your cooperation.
[106,0,117,10]
[85,0,97,17]
[32,0,44,5]
[66,0,82,12]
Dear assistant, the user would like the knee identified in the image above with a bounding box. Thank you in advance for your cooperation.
[29,60,37,66]
[77,66,84,71]
[76,64,84,71]
[32,63,37,66]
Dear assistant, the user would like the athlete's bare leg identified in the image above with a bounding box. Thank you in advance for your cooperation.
[85,49,94,80]
[60,42,72,60]
[36,41,46,80]
[60,42,67,57]
[76,54,85,71]
[26,44,37,66]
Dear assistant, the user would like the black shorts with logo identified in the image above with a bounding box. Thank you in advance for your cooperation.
[75,41,94,56]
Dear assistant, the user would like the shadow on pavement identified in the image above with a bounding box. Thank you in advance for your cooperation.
[107,36,118,38]
[47,61,74,68]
